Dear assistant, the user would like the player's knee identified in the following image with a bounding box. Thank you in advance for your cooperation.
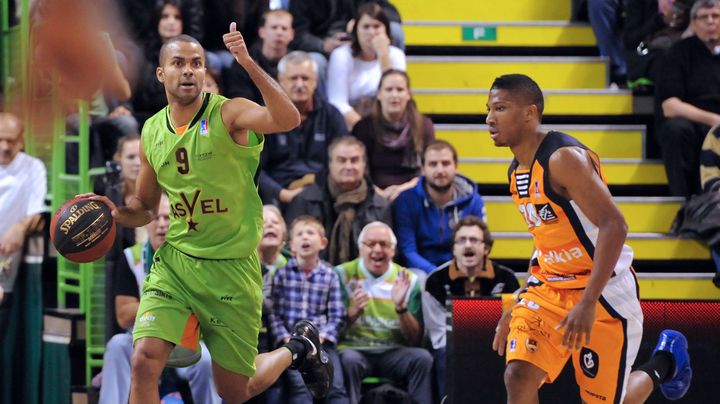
[504,361,541,390]
[130,345,166,382]
[215,383,252,403]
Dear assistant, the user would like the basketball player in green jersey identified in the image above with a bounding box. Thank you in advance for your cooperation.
[85,23,333,404]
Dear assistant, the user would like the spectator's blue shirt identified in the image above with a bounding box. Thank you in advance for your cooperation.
[392,174,486,273]
[269,257,345,345]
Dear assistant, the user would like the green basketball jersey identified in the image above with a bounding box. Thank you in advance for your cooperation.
[141,93,264,259]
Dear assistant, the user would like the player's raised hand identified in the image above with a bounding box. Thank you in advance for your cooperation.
[223,22,251,66]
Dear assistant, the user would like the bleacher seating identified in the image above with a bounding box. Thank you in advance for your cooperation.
[396,0,718,300]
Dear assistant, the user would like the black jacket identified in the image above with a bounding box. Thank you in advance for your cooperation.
[259,94,347,203]
[284,172,392,264]
[224,44,281,104]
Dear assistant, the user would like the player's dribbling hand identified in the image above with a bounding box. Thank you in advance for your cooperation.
[556,299,595,351]
[223,22,251,66]
[76,193,119,218]
[492,309,512,356]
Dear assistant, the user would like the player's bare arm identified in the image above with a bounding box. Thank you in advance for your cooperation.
[221,22,300,144]
[82,146,160,229]
[548,146,628,351]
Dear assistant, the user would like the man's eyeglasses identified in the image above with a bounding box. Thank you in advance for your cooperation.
[454,237,484,246]
[362,240,393,249]
[694,13,720,22]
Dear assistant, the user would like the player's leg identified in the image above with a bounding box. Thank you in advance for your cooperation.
[624,330,692,404]
[503,284,571,403]
[130,244,199,403]
[192,254,331,402]
[573,270,643,404]
[129,336,174,404]
[211,349,293,403]
[209,321,331,403]
[504,360,547,404]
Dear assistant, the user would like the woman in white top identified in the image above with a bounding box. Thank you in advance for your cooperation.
[327,3,406,130]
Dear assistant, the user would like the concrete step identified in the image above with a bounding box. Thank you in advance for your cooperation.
[415,89,632,115]
[491,233,710,261]
[407,56,609,90]
[460,158,667,186]
[484,196,682,233]
[394,0,571,22]
[405,21,596,47]
[436,124,645,159]
[513,272,720,300]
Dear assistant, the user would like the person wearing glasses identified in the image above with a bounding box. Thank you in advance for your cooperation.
[655,0,720,197]
[334,221,433,404]
[422,215,520,401]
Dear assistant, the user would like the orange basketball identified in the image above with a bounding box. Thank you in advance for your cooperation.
[50,197,116,263]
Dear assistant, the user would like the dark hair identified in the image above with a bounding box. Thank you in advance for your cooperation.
[422,139,458,165]
[149,0,185,62]
[452,215,494,251]
[490,74,545,118]
[159,34,202,65]
[371,69,426,155]
[350,3,393,57]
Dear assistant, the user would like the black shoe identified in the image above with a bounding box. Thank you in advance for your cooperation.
[289,320,333,399]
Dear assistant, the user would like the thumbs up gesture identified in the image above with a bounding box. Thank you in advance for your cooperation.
[223,22,251,66]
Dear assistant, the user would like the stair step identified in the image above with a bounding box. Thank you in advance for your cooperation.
[636,273,719,300]
[407,56,608,89]
[460,159,667,186]
[512,272,719,300]
[415,89,632,115]
[490,233,710,260]
[394,0,571,22]
[405,21,596,47]
[436,124,645,159]
[484,196,682,233]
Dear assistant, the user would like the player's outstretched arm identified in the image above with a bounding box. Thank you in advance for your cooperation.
[549,147,628,351]
[222,22,300,138]
[83,147,160,228]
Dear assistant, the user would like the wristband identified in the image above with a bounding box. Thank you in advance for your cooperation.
[395,306,408,314]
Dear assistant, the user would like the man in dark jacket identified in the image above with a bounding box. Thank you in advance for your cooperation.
[655,0,720,197]
[393,140,486,273]
[258,51,347,205]
[284,136,392,265]
[224,9,295,103]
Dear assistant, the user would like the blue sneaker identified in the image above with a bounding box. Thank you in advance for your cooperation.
[652,329,692,400]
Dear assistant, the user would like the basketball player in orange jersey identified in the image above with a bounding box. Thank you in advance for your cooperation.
[487,74,691,403]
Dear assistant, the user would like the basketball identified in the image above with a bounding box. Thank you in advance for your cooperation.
[50,197,116,263]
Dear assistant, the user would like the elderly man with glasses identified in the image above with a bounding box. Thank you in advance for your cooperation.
[655,0,720,197]
[334,221,433,404]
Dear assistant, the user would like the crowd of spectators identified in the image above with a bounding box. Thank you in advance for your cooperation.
[4,0,720,403]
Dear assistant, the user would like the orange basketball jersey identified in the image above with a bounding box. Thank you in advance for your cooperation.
[509,131,633,289]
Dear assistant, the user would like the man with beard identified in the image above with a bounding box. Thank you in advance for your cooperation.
[392,140,487,273]
[335,221,433,404]
[422,215,520,400]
